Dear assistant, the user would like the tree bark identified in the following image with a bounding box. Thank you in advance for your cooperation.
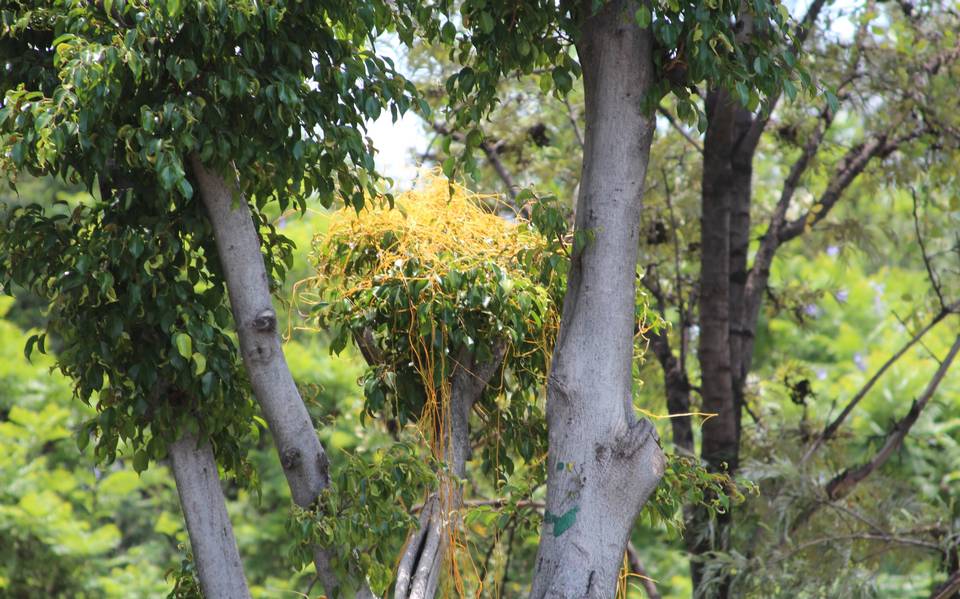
[529,2,665,597]
[189,157,342,597]
[689,89,744,596]
[169,431,251,599]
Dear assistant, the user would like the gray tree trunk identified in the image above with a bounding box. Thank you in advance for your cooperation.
[529,2,665,597]
[393,347,506,599]
[190,157,342,597]
[169,431,251,599]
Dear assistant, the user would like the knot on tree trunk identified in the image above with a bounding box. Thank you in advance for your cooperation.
[281,447,301,471]
[612,417,659,462]
[252,308,277,332]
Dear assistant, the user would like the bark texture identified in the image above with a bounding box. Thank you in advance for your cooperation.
[529,2,665,597]
[190,157,341,596]
[169,432,251,599]
[690,89,752,595]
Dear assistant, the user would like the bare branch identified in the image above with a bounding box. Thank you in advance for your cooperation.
[738,0,831,156]
[412,497,544,514]
[825,334,960,502]
[432,122,519,202]
[802,300,960,462]
[353,328,384,366]
[931,571,960,599]
[783,532,943,560]
[661,166,688,372]
[562,96,585,150]
[626,541,662,599]
[912,188,946,310]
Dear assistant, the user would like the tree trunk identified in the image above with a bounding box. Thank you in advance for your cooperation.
[169,431,251,599]
[529,2,665,597]
[189,157,342,597]
[393,347,506,599]
[649,330,694,454]
[690,89,745,597]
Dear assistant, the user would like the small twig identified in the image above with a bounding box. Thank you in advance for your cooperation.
[304,574,321,598]
[782,532,942,561]
[823,334,960,502]
[931,570,960,599]
[661,166,687,371]
[893,311,940,364]
[802,300,959,462]
[657,106,703,153]
[497,522,518,594]
[411,498,544,514]
[562,96,585,150]
[911,188,945,310]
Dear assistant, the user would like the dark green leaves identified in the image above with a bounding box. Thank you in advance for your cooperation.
[0,199,255,477]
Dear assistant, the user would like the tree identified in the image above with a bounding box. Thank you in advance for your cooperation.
[392,0,800,595]
[0,2,817,598]
[1,2,422,596]
[409,1,960,596]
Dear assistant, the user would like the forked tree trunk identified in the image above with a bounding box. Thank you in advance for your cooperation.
[169,431,251,599]
[529,2,665,597]
[392,347,506,599]
[190,157,342,597]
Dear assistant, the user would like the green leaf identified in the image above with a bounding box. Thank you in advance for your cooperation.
[825,89,839,113]
[365,96,381,120]
[466,129,483,148]
[132,450,149,473]
[635,6,652,28]
[24,334,39,361]
[441,21,457,43]
[552,68,572,94]
[177,177,193,199]
[479,12,495,34]
[783,79,797,101]
[174,333,192,359]
[441,156,456,178]
[192,352,206,375]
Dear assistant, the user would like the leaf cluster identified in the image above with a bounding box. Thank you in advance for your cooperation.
[0,197,255,476]
[288,443,438,596]
[308,177,567,482]
[642,454,754,537]
[0,0,424,211]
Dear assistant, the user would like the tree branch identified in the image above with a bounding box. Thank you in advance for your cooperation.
[738,0,830,156]
[432,122,519,202]
[626,541,662,599]
[825,333,960,502]
[912,188,946,310]
[931,570,960,599]
[778,128,917,245]
[658,106,703,153]
[562,96,585,150]
[802,300,960,462]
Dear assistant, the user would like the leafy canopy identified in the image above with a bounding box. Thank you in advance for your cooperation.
[0,0,426,473]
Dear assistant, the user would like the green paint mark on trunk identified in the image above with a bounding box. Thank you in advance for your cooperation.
[544,506,579,537]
